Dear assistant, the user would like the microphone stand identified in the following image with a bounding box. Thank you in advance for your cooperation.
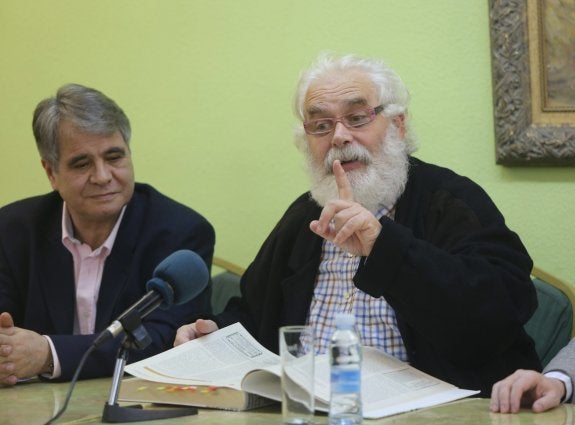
[101,311,198,423]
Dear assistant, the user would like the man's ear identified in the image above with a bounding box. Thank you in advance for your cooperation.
[41,159,58,191]
[392,113,406,139]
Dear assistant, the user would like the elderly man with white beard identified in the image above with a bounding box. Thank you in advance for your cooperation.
[175,53,540,397]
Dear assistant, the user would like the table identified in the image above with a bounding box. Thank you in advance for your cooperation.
[1,378,574,425]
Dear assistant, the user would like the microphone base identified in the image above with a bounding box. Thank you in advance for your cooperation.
[102,336,197,423]
[102,403,198,423]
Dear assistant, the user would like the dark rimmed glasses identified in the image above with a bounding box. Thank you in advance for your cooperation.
[303,105,384,136]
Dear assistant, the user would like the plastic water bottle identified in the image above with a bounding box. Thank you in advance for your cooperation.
[329,313,362,425]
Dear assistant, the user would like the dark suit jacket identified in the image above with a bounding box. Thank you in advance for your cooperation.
[0,183,215,380]
[217,157,540,397]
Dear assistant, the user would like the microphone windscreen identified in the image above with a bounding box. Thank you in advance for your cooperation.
[147,250,209,307]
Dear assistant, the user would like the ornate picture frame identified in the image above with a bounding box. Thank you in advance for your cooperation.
[489,0,575,165]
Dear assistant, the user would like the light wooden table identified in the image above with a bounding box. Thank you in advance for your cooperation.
[2,377,574,425]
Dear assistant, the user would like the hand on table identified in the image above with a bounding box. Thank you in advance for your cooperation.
[490,369,565,413]
[0,312,52,386]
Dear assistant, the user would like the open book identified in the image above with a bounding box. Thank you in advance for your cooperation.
[121,322,479,418]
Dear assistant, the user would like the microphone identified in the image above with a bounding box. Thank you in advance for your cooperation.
[93,249,209,348]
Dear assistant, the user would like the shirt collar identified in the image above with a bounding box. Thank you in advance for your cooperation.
[61,203,127,254]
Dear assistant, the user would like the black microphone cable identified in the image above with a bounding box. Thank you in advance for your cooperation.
[42,344,96,425]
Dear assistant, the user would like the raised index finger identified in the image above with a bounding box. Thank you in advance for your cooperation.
[0,312,14,328]
[333,160,354,201]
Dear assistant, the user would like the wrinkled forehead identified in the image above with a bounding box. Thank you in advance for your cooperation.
[304,69,378,117]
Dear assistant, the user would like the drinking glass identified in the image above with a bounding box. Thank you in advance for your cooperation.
[279,325,315,425]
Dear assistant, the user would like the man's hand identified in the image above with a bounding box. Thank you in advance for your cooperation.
[0,312,16,386]
[490,369,565,413]
[309,160,382,257]
[0,312,52,386]
[174,319,219,346]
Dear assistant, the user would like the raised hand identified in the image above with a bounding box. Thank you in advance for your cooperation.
[309,160,382,257]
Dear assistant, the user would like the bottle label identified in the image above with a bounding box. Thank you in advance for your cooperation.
[331,368,361,393]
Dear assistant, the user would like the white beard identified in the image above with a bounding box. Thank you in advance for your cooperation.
[305,126,410,213]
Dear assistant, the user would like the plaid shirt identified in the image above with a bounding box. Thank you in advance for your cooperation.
[306,206,408,361]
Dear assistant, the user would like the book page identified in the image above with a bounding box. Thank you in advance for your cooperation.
[124,323,279,389]
[313,346,479,417]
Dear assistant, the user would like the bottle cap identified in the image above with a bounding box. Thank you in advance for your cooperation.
[334,312,355,328]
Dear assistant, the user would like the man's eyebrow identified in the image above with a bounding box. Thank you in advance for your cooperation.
[344,97,369,108]
[68,153,88,164]
[66,154,89,167]
[305,105,325,117]
[105,146,127,155]
[305,98,370,118]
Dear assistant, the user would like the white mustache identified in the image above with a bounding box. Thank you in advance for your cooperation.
[323,145,372,174]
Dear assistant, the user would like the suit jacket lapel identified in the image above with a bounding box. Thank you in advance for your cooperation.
[39,204,76,334]
[95,190,143,330]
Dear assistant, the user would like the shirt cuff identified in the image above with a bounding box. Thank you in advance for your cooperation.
[41,336,62,379]
[545,371,573,403]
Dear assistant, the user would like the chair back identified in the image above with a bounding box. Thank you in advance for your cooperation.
[211,256,243,315]
[524,267,574,367]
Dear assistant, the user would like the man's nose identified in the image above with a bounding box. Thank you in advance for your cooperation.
[90,161,112,184]
[330,121,353,148]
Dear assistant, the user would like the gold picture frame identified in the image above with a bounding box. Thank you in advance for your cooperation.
[489,0,575,165]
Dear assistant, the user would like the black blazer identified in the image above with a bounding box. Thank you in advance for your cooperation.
[0,183,215,380]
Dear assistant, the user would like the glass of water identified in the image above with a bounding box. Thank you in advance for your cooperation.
[279,325,315,425]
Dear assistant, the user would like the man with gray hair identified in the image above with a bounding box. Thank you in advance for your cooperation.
[175,53,540,396]
[0,84,214,385]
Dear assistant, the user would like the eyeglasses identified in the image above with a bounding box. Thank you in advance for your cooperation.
[303,105,384,136]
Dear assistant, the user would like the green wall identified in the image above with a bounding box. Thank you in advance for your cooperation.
[1,1,573,286]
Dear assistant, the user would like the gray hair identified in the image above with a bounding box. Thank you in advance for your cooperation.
[32,83,131,168]
[293,52,418,153]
